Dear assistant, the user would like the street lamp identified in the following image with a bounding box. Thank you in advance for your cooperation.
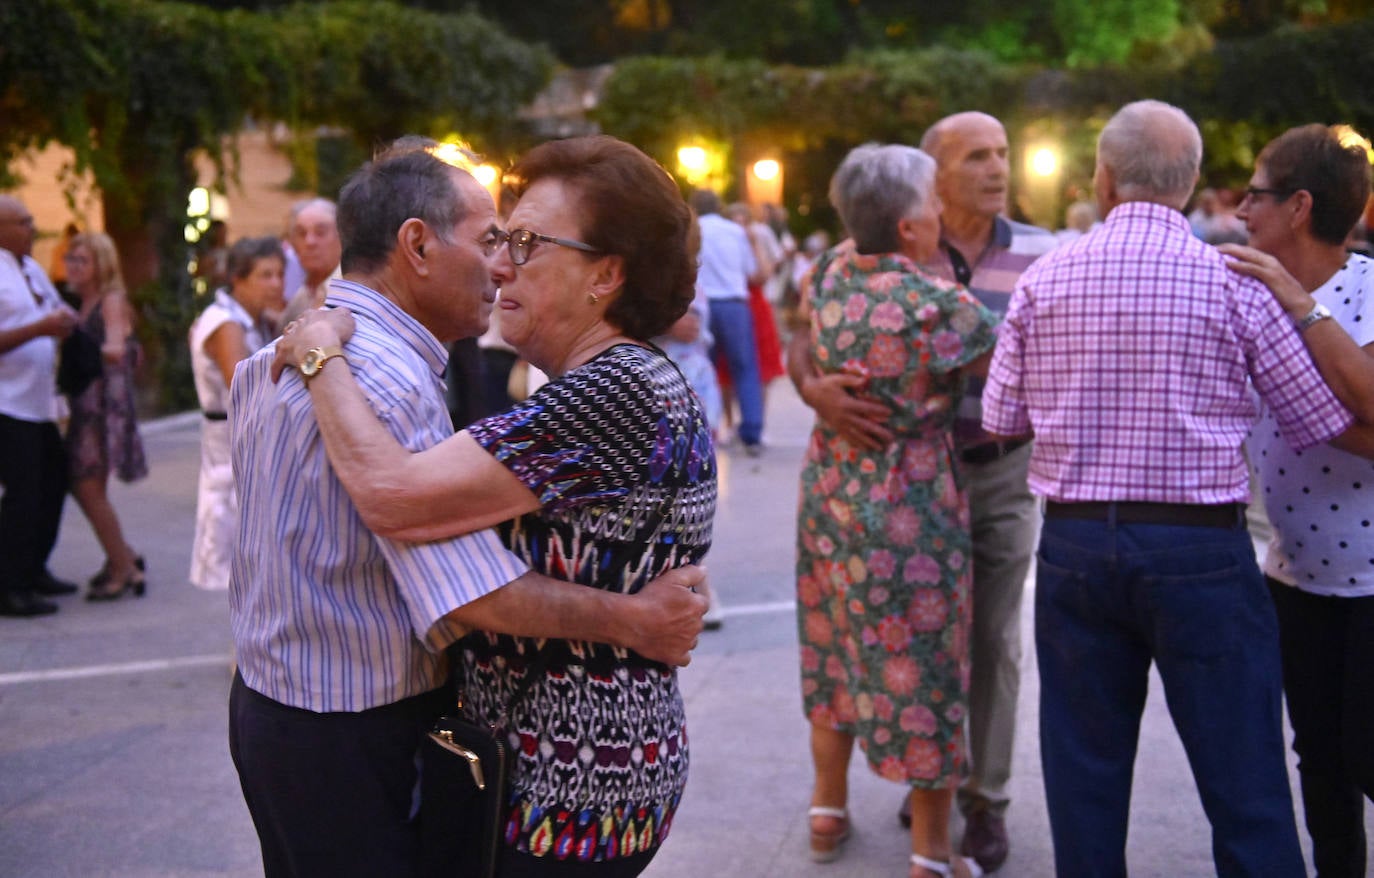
[677,146,710,186]
[1029,147,1059,178]
[747,157,783,206]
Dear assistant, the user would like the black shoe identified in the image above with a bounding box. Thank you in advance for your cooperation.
[88,555,145,589]
[87,569,147,602]
[34,571,79,596]
[0,591,60,617]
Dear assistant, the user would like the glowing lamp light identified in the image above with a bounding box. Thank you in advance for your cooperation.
[1029,148,1059,178]
[431,141,478,171]
[472,164,499,188]
[1334,124,1374,164]
[678,146,708,175]
[187,187,211,217]
[752,159,780,181]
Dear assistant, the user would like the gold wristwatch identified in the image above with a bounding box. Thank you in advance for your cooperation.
[299,345,346,382]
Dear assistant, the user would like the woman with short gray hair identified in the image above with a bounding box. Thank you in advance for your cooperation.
[791,143,1000,878]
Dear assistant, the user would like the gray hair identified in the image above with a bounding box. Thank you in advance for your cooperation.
[289,197,337,226]
[337,137,467,275]
[1097,100,1201,205]
[828,144,937,254]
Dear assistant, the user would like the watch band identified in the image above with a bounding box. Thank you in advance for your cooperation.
[300,345,346,381]
[1295,302,1332,332]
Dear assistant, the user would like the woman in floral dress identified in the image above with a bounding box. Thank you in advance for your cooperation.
[791,144,999,878]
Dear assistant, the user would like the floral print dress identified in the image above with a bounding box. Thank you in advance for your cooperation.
[796,244,999,788]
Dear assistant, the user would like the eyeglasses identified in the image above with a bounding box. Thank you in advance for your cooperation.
[1243,186,1294,202]
[484,228,601,265]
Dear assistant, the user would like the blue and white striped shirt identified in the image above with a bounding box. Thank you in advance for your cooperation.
[228,279,528,713]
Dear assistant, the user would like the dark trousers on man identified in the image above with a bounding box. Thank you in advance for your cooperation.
[229,672,449,878]
[0,413,67,599]
[1035,513,1305,877]
[1269,580,1374,878]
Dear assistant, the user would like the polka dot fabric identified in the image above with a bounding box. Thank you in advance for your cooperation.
[1250,254,1374,597]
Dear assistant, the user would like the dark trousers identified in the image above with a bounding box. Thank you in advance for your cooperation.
[0,413,67,597]
[228,672,449,878]
[1268,579,1374,878]
[1036,517,1305,877]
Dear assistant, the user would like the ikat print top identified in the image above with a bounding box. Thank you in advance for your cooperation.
[462,342,716,862]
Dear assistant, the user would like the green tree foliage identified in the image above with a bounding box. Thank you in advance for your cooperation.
[1,0,551,410]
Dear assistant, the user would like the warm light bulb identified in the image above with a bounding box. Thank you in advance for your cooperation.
[1029,148,1058,177]
[753,159,780,181]
[473,164,499,188]
[678,146,708,174]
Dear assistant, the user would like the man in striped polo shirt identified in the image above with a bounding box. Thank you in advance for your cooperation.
[914,113,1058,872]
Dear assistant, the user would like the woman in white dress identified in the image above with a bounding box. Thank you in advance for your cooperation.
[187,237,284,590]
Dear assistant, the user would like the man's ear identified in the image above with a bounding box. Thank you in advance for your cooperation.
[399,218,429,274]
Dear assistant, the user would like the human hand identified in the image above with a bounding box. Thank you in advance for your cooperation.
[623,565,709,667]
[800,372,894,451]
[40,305,78,340]
[270,307,355,382]
[1217,243,1313,319]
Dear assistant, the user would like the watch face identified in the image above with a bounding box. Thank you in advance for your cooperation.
[301,350,322,375]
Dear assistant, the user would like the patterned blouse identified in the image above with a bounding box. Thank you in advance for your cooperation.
[463,343,716,862]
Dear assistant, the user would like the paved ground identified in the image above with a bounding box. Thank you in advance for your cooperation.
[1,383,1368,877]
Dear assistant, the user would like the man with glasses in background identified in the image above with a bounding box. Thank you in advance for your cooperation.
[0,195,79,617]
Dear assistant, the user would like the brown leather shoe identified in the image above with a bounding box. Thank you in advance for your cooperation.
[960,809,1008,873]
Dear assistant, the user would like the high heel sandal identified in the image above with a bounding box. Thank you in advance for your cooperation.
[910,852,985,878]
[88,555,145,589]
[807,806,851,863]
[86,567,146,602]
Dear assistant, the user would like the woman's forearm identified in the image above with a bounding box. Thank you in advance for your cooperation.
[303,357,539,541]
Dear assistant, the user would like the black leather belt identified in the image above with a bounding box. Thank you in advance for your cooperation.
[203,410,228,421]
[1045,501,1246,529]
[960,438,1028,466]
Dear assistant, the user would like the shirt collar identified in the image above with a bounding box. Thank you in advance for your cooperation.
[1103,200,1191,231]
[325,278,449,379]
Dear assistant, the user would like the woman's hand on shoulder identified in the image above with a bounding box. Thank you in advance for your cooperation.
[271,307,355,382]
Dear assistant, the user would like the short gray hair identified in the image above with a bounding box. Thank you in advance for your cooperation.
[829,144,937,254]
[1097,100,1201,204]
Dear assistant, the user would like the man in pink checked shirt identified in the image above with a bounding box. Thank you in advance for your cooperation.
[981,100,1374,878]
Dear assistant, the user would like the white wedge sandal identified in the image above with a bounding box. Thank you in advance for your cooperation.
[806,806,851,862]
[910,851,986,877]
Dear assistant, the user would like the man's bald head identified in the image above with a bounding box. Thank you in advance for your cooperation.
[0,195,36,259]
[920,112,1010,225]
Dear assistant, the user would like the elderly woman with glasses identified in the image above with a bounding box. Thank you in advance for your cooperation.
[787,144,1000,878]
[274,135,715,878]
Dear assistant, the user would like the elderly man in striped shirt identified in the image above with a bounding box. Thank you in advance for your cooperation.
[982,101,1374,877]
[226,140,707,878]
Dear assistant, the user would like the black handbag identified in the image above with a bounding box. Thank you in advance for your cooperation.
[58,326,103,396]
[419,647,550,878]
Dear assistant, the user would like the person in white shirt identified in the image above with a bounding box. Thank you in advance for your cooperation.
[0,195,79,617]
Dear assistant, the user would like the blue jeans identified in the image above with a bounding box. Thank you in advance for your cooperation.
[707,297,763,446]
[1035,516,1304,878]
